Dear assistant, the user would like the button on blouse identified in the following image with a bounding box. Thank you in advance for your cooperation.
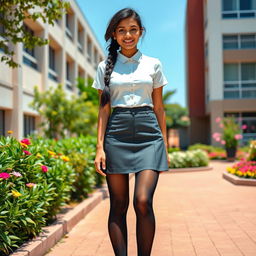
[92,50,168,108]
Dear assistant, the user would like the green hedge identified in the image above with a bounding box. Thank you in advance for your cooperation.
[188,143,225,153]
[169,149,209,168]
[0,135,104,255]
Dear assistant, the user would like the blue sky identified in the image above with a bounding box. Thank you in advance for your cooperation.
[76,0,187,107]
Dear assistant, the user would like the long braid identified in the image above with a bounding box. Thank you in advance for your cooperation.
[100,39,119,107]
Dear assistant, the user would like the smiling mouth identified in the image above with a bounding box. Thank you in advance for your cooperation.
[123,39,134,44]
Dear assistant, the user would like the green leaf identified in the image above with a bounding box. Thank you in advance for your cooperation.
[25,217,36,225]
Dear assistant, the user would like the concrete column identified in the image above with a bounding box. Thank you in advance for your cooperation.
[60,12,66,87]
[41,25,49,91]
[11,42,23,140]
[73,14,78,94]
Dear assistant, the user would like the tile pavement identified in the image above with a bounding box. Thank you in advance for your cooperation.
[45,161,256,256]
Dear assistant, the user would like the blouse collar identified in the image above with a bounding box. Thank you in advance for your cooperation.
[117,50,142,63]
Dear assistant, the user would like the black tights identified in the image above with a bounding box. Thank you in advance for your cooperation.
[106,170,160,256]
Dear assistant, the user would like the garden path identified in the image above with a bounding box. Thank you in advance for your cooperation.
[45,161,256,256]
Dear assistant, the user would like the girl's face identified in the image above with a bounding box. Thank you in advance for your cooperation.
[113,17,142,56]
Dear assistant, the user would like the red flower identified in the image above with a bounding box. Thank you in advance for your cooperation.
[21,138,31,145]
[41,165,48,173]
[23,150,31,155]
[0,172,10,179]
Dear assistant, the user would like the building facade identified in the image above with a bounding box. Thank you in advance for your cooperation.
[0,0,105,140]
[186,0,256,146]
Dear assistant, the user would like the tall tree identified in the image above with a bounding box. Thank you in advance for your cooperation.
[0,0,69,68]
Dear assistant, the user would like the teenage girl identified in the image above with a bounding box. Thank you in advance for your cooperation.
[92,8,170,256]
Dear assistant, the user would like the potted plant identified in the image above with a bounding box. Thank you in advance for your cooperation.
[212,116,244,161]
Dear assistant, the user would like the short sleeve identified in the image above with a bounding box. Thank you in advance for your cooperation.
[92,61,105,90]
[153,59,168,89]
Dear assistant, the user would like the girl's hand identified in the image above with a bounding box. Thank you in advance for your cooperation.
[94,148,107,177]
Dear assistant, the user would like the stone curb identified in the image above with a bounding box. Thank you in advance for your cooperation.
[223,171,256,186]
[10,174,135,256]
[165,165,213,173]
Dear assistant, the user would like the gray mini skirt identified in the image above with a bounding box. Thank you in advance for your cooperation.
[103,106,169,174]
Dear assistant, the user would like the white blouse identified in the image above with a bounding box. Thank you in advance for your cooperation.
[91,50,168,108]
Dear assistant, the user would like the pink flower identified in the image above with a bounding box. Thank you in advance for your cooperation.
[26,183,36,188]
[215,137,221,142]
[221,140,226,145]
[23,150,31,155]
[21,138,31,145]
[11,171,22,177]
[234,134,243,140]
[219,123,224,128]
[215,117,221,123]
[0,172,10,179]
[41,165,48,173]
[212,132,221,139]
[242,124,247,130]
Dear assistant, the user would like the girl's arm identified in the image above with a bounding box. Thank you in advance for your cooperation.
[94,90,111,176]
[152,87,170,165]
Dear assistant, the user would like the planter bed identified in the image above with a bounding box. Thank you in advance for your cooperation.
[9,173,135,256]
[9,185,108,256]
[223,171,256,186]
[167,165,213,173]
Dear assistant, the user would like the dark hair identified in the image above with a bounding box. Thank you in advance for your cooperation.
[100,8,144,107]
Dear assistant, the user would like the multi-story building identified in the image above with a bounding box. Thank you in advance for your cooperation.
[186,0,256,146]
[0,0,105,139]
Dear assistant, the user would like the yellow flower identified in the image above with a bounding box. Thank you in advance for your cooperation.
[236,171,243,176]
[60,155,70,162]
[20,142,28,148]
[7,130,13,134]
[36,153,43,158]
[226,167,236,174]
[12,190,22,198]
[48,150,56,156]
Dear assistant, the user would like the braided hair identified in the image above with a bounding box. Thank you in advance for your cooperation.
[100,8,144,107]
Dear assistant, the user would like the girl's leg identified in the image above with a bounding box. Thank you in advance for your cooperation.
[106,173,130,256]
[133,170,160,256]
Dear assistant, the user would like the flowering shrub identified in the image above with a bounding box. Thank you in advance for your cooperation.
[0,134,102,255]
[169,149,209,168]
[213,116,243,148]
[227,161,256,179]
[208,151,226,160]
[248,140,256,161]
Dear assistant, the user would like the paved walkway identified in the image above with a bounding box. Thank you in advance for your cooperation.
[45,161,256,256]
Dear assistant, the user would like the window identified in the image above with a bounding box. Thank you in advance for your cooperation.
[223,35,239,49]
[87,37,92,62]
[24,115,35,137]
[49,46,55,71]
[23,24,38,70]
[224,63,256,99]
[48,46,58,81]
[222,0,256,18]
[241,34,256,48]
[77,23,84,53]
[0,109,5,136]
[23,24,35,57]
[223,34,256,49]
[65,13,73,40]
[94,48,98,67]
[66,61,72,90]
